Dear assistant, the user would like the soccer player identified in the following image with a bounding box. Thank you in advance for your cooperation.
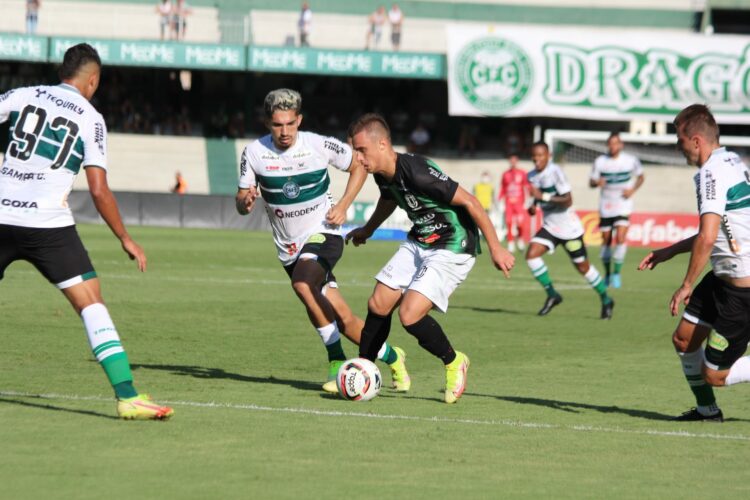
[0,43,173,420]
[525,142,614,319]
[236,89,409,393]
[639,104,750,422]
[590,133,644,288]
[498,153,531,253]
[346,113,515,404]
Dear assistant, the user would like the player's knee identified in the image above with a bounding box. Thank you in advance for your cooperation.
[672,331,691,353]
[367,295,390,316]
[397,306,423,327]
[291,279,315,299]
[575,261,590,274]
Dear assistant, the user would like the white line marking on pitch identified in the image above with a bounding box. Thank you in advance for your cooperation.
[1,390,748,442]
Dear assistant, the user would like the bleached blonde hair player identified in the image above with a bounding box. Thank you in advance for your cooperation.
[236,89,410,393]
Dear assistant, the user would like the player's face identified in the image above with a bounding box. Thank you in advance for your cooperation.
[676,126,700,167]
[607,136,623,157]
[509,155,519,169]
[531,146,549,171]
[267,110,302,150]
[351,130,383,174]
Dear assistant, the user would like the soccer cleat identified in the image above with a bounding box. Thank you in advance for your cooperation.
[322,360,344,393]
[507,241,516,253]
[389,346,411,392]
[673,407,724,422]
[600,299,615,320]
[610,273,622,289]
[117,394,174,420]
[538,294,563,316]
[444,351,470,404]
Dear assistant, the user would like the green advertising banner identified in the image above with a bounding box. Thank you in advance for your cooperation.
[49,37,245,71]
[0,34,47,62]
[248,46,445,79]
[447,24,750,124]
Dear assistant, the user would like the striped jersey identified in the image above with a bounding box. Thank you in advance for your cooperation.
[590,152,643,218]
[694,147,750,279]
[528,162,583,240]
[0,84,107,228]
[239,131,352,265]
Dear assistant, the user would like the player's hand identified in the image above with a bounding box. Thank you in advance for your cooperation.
[238,186,258,215]
[530,186,542,200]
[597,178,607,188]
[345,226,373,246]
[492,246,515,278]
[121,235,146,272]
[638,248,670,271]
[622,188,635,199]
[670,284,692,316]
[528,205,537,216]
[326,204,347,226]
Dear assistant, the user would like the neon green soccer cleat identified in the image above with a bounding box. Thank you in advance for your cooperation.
[117,394,174,420]
[389,346,411,392]
[444,352,470,404]
[322,360,344,393]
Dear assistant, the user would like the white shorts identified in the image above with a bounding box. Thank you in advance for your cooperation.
[375,240,476,313]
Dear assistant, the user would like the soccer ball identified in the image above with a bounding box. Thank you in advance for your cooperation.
[336,358,381,401]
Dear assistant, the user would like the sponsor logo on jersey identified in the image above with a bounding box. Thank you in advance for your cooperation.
[415,266,428,279]
[414,213,435,225]
[324,140,346,156]
[1,167,45,181]
[240,153,248,177]
[283,180,301,199]
[34,88,46,99]
[292,151,312,159]
[0,89,14,103]
[455,37,533,114]
[427,167,448,181]
[94,122,105,155]
[266,165,281,171]
[420,233,441,244]
[419,223,446,234]
[1,198,39,208]
[282,166,294,171]
[261,152,279,160]
[273,201,323,219]
[705,170,716,200]
[37,90,85,115]
[405,193,419,210]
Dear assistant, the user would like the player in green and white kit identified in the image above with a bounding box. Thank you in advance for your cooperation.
[236,89,409,393]
[590,133,644,289]
[526,142,614,319]
[640,104,750,421]
[0,43,172,419]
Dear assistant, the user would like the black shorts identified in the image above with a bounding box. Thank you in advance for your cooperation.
[599,215,630,232]
[283,233,343,285]
[532,227,588,263]
[0,224,96,289]
[684,271,750,370]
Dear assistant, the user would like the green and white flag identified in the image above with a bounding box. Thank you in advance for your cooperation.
[447,24,750,123]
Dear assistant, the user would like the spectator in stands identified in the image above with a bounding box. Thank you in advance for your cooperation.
[26,0,41,35]
[388,4,403,51]
[458,119,479,157]
[408,123,431,154]
[172,0,191,41]
[156,0,173,41]
[298,2,312,47]
[365,6,387,51]
[473,171,494,215]
[172,171,188,195]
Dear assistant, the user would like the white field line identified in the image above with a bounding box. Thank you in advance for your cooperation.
[8,269,658,293]
[1,390,748,443]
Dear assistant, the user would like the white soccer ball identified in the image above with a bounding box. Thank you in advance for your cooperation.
[336,358,381,401]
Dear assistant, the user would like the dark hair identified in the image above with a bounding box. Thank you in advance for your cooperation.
[58,43,101,81]
[531,141,549,152]
[673,104,720,142]
[607,132,621,142]
[348,113,391,141]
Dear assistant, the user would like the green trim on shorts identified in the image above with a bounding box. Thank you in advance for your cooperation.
[82,271,97,281]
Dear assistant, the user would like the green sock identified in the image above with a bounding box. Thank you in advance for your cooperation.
[602,259,611,277]
[613,261,623,274]
[325,339,346,361]
[688,377,717,407]
[100,352,138,398]
[379,342,398,364]
[529,260,557,297]
[584,267,611,303]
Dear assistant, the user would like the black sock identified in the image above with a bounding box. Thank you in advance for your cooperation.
[403,315,456,365]
[358,310,392,361]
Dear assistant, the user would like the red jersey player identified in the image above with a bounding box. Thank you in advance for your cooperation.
[498,154,531,252]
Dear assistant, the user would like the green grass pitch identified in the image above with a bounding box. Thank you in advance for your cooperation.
[2,224,749,498]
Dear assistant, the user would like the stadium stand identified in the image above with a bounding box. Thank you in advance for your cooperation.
[0,0,220,42]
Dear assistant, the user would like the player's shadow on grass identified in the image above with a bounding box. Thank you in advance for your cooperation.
[131,363,323,392]
[466,393,677,421]
[0,396,118,420]
[451,305,526,315]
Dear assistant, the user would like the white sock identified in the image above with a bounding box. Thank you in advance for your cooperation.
[584,266,603,287]
[726,356,750,385]
[678,349,720,416]
[613,244,627,266]
[316,322,340,346]
[81,303,124,361]
[526,257,547,276]
[600,245,612,261]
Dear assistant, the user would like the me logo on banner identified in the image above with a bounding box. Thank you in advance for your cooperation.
[455,37,533,114]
